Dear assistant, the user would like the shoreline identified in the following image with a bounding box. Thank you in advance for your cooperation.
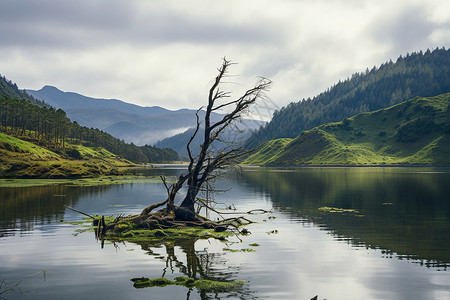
[240,164,450,168]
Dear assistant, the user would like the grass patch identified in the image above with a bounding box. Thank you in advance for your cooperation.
[0,132,135,179]
[0,178,70,187]
[243,138,292,165]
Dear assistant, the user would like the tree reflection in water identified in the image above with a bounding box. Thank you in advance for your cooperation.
[130,238,254,300]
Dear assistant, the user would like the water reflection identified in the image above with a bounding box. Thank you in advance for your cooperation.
[0,184,69,235]
[130,238,253,300]
[0,184,119,236]
[1,168,450,299]
[0,182,168,238]
[241,167,450,267]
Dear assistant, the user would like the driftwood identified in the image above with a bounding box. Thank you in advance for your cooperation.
[64,205,95,219]
[65,205,107,238]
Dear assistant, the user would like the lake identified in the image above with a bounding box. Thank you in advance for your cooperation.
[1,167,450,299]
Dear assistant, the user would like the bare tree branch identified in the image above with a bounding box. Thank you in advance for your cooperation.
[186,108,202,173]
[140,57,271,220]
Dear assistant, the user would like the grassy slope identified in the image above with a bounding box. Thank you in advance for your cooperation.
[244,93,450,166]
[244,138,291,165]
[0,132,134,178]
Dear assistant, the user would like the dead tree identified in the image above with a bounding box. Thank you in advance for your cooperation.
[140,58,271,221]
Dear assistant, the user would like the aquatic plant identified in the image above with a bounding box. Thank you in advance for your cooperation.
[131,276,246,292]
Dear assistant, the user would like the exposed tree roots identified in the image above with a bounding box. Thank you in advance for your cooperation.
[104,202,256,236]
[65,201,262,240]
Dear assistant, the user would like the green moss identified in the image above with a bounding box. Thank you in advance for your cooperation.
[173,276,196,287]
[131,277,173,288]
[63,218,92,226]
[131,276,246,292]
[194,279,246,292]
[68,215,233,243]
[114,223,133,232]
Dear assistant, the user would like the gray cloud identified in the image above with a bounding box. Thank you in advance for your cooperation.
[0,0,136,49]
[371,5,437,57]
[0,0,280,50]
[0,0,448,110]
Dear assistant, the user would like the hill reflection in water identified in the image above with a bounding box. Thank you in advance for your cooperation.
[240,167,450,267]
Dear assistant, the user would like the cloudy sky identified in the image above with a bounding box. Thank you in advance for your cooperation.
[0,0,449,115]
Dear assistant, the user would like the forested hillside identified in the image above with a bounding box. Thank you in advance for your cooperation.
[246,48,450,148]
[0,76,178,163]
[244,93,450,166]
[1,74,48,107]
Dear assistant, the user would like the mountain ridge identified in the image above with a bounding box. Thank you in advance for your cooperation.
[27,85,222,145]
[28,85,171,115]
[246,48,450,148]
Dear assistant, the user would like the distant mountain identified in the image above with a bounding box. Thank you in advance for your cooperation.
[27,85,169,115]
[244,93,450,166]
[246,48,450,148]
[26,85,218,145]
[156,119,264,158]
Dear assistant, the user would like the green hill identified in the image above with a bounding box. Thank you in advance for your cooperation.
[0,132,134,178]
[246,48,450,148]
[1,90,178,164]
[244,93,450,166]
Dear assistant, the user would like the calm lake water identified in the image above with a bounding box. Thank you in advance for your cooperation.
[1,167,450,299]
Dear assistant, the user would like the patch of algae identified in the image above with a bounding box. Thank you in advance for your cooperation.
[223,248,256,253]
[318,206,365,217]
[131,276,246,292]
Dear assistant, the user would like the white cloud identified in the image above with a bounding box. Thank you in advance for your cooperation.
[0,0,448,111]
